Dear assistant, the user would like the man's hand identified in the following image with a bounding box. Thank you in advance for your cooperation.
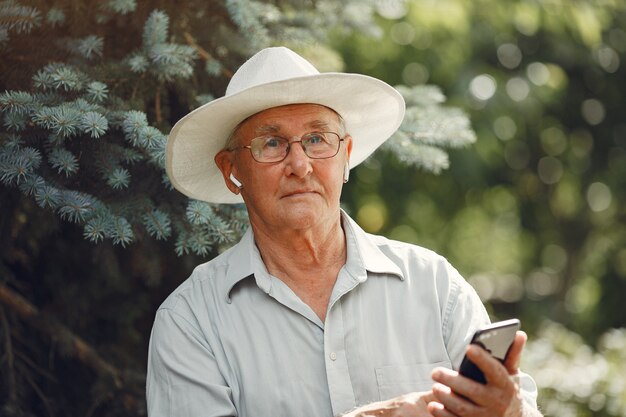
[428,331,531,417]
[343,391,437,417]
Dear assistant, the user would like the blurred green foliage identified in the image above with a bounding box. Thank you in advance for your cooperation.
[336,1,626,415]
[337,0,626,336]
[523,321,626,416]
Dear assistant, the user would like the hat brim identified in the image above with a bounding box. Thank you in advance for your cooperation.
[166,73,404,204]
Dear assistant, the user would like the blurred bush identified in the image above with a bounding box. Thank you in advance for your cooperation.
[524,321,626,416]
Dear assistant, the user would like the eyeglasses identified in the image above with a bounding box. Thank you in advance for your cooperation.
[230,132,345,163]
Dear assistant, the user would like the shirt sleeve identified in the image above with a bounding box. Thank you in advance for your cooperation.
[147,307,237,417]
[439,262,539,410]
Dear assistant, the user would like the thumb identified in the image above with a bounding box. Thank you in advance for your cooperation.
[504,331,527,374]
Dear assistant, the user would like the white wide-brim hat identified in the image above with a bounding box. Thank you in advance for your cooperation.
[166,46,405,204]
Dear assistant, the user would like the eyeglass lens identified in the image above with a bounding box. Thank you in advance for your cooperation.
[250,132,341,162]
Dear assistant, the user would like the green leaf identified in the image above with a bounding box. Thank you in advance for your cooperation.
[186,200,215,225]
[127,53,148,73]
[104,0,136,15]
[18,173,44,196]
[80,111,108,138]
[34,184,61,208]
[76,35,104,59]
[122,110,148,145]
[57,191,94,223]
[0,0,42,34]
[0,90,33,114]
[86,81,108,102]
[83,214,112,243]
[110,216,133,246]
[142,10,168,50]
[0,146,41,185]
[143,209,172,240]
[106,167,130,189]
[48,148,79,176]
[46,7,65,26]
[3,111,28,131]
[50,105,81,138]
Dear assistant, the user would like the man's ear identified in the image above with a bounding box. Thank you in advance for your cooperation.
[214,150,241,195]
[342,135,353,183]
[345,135,353,158]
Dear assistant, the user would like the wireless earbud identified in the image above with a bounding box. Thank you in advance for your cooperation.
[229,173,243,189]
[343,163,350,183]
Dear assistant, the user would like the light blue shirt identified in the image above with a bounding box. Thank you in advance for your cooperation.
[147,212,538,416]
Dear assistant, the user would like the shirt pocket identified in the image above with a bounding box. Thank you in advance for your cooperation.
[375,361,452,400]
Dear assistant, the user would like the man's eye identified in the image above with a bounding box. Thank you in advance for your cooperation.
[264,137,283,148]
[307,134,326,145]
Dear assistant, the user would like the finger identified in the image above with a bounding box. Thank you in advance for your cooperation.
[347,391,434,417]
[431,368,489,407]
[421,390,437,404]
[393,391,437,416]
[428,401,457,417]
[504,331,527,374]
[465,344,510,387]
[432,382,482,416]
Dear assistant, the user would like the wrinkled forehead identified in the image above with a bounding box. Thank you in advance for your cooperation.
[235,103,343,135]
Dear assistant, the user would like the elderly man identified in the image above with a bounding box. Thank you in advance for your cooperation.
[147,47,542,417]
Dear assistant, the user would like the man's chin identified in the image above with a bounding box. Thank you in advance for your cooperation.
[277,205,326,229]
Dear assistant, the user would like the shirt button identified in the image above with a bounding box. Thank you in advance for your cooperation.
[329,352,337,361]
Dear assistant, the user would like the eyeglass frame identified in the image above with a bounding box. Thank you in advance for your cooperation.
[228,131,346,163]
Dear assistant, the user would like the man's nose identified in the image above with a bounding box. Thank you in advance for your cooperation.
[284,140,312,177]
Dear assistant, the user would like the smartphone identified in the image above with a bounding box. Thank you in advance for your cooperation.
[458,318,521,384]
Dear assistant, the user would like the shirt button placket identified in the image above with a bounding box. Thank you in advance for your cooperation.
[324,300,355,415]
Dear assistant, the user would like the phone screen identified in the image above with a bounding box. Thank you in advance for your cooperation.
[458,319,520,384]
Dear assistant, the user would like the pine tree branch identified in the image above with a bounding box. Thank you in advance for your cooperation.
[182,31,233,78]
[0,13,39,31]
[182,31,210,60]
[0,283,123,388]
[155,82,162,125]
[130,73,146,102]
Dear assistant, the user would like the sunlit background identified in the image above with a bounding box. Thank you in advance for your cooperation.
[335,1,626,415]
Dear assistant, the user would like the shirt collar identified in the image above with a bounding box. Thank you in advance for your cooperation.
[224,210,404,301]
[340,210,405,281]
[224,227,270,302]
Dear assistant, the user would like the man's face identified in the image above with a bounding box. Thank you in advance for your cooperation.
[216,103,352,232]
